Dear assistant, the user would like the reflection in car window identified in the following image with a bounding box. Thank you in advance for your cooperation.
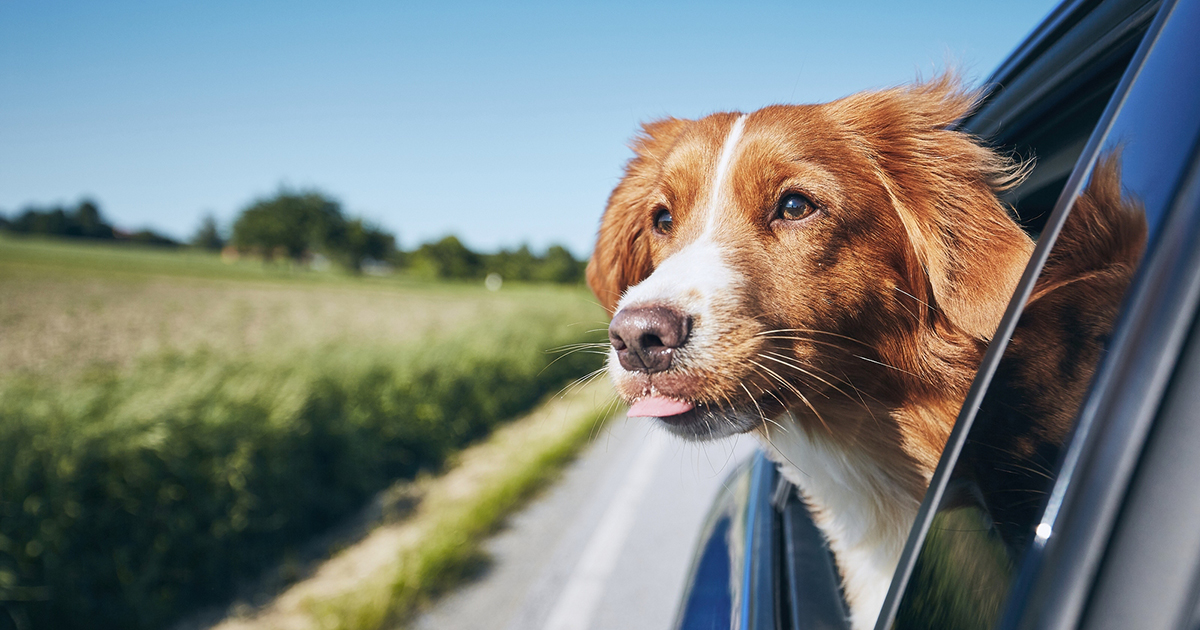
[895,151,1148,629]
[891,1,1200,626]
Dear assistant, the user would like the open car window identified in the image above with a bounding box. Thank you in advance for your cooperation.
[878,0,1200,627]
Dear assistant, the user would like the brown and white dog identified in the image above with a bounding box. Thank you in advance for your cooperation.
[586,77,1034,629]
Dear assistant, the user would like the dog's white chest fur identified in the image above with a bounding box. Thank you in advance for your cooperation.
[759,413,921,630]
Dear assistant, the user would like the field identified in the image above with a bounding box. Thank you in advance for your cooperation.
[0,235,609,630]
[0,236,599,379]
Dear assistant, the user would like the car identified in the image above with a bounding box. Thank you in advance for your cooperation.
[672,0,1200,628]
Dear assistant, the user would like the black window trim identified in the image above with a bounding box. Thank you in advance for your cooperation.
[966,0,1160,144]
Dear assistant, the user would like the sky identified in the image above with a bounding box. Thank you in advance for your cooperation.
[0,0,1060,256]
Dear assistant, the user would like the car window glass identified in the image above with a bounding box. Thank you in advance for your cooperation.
[890,2,1200,626]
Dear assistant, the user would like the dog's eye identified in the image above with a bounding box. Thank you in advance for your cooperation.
[653,207,673,234]
[777,193,816,221]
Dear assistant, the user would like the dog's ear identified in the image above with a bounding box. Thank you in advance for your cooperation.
[587,118,689,313]
[836,76,1034,339]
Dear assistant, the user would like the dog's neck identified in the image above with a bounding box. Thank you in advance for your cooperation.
[756,357,973,630]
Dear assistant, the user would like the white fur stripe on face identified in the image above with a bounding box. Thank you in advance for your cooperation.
[703,114,748,234]
[616,113,748,315]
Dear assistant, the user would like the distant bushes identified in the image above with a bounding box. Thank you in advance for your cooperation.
[226,191,586,282]
[407,236,586,284]
[1,191,588,283]
[0,314,603,630]
[0,199,179,246]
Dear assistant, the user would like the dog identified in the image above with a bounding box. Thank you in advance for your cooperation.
[586,76,1035,630]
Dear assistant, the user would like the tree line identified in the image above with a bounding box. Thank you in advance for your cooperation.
[0,191,587,283]
[0,199,181,247]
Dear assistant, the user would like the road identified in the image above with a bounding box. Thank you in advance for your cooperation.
[413,413,759,630]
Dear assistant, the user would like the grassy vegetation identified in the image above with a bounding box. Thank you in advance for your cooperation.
[0,232,298,282]
[0,233,603,379]
[0,235,609,630]
[276,381,618,630]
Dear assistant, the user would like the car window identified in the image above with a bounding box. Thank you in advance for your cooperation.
[881,0,1200,627]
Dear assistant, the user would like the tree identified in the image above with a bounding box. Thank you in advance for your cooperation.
[190,214,225,251]
[72,200,114,238]
[484,244,537,281]
[339,219,396,272]
[230,190,347,261]
[536,245,585,283]
[409,235,484,279]
[4,199,115,239]
[127,229,180,247]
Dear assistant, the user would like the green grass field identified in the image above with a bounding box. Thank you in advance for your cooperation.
[0,235,609,630]
[0,234,604,379]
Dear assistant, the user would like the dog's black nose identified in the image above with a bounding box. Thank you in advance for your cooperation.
[609,305,692,373]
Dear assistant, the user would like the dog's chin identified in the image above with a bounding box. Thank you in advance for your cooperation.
[644,404,764,441]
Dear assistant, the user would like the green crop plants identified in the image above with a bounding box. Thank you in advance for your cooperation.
[0,294,605,630]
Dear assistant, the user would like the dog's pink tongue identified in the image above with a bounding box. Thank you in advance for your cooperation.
[628,396,694,418]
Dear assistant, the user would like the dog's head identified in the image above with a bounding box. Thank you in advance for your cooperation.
[588,77,1033,441]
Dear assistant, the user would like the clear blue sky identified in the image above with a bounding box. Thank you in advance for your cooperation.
[0,0,1058,256]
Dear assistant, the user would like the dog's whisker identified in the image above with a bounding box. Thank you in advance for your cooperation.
[716,391,736,430]
[760,411,791,435]
[538,344,610,377]
[834,364,884,427]
[739,381,779,434]
[754,327,872,347]
[754,335,857,354]
[747,360,803,402]
[748,358,831,434]
[994,460,1055,481]
[762,390,793,429]
[571,367,610,393]
[593,394,624,441]
[758,351,841,400]
[547,342,611,352]
[555,367,609,401]
[781,359,883,404]
[852,354,924,379]
[750,349,857,390]
[561,367,605,391]
[758,351,883,419]
[752,390,809,477]
[893,285,937,311]
[890,291,922,322]
[968,442,1057,475]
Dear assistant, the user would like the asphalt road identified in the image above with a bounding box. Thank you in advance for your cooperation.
[413,413,759,630]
